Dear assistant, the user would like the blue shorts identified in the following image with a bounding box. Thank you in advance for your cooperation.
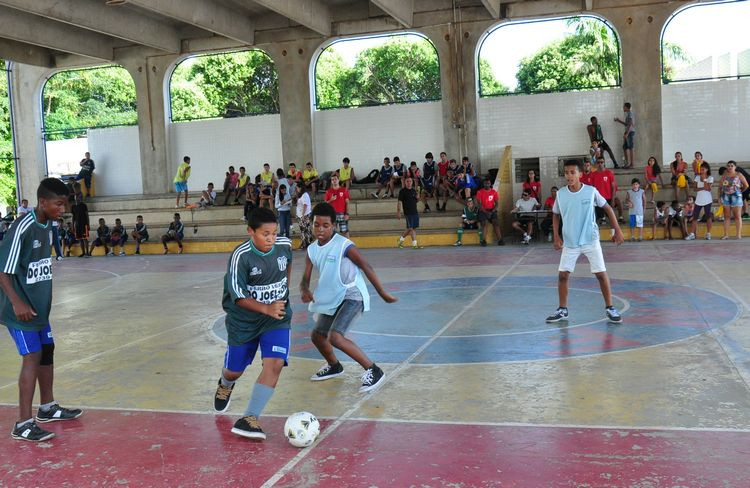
[722,192,743,207]
[623,132,635,150]
[175,181,188,193]
[7,324,53,355]
[405,214,420,229]
[223,328,290,372]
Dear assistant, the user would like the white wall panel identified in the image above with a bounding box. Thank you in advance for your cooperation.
[313,102,444,174]
[87,126,143,196]
[662,79,750,164]
[45,137,88,178]
[168,115,283,192]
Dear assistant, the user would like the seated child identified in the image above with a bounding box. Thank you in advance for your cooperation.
[161,213,185,254]
[131,215,149,255]
[302,162,320,195]
[667,200,687,239]
[110,218,128,256]
[62,220,77,257]
[200,182,217,208]
[223,166,239,206]
[455,197,482,246]
[90,218,111,256]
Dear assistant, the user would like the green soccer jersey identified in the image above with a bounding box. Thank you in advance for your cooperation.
[222,236,293,345]
[0,211,54,331]
[462,206,478,221]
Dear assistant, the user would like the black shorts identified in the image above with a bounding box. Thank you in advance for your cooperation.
[405,214,419,230]
[515,216,534,225]
[74,225,88,240]
[478,210,498,223]
[462,222,478,230]
[598,140,612,153]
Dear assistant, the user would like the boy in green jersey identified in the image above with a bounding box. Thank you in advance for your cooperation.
[1,178,83,442]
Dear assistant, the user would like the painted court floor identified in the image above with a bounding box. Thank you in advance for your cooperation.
[1,241,750,487]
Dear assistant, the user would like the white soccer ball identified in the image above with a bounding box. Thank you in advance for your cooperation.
[284,411,320,448]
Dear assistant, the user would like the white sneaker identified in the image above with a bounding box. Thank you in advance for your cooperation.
[55,256,63,262]
[370,192,379,199]
[705,233,711,240]
[107,251,114,256]
[685,233,695,241]
[119,251,125,256]
[547,233,552,242]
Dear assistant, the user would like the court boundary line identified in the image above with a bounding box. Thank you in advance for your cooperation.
[258,248,534,488]
[51,267,122,307]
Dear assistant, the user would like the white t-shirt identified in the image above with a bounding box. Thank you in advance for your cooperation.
[695,176,714,206]
[296,192,311,218]
[515,197,539,213]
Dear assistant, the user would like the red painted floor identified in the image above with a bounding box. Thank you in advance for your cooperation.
[2,407,748,487]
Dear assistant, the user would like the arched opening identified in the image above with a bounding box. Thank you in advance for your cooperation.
[169,49,279,122]
[478,15,622,96]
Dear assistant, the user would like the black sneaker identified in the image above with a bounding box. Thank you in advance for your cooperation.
[214,380,235,412]
[35,404,83,423]
[310,362,344,381]
[546,307,569,323]
[231,416,266,440]
[606,306,622,323]
[480,240,487,247]
[359,364,385,393]
[11,421,55,442]
[497,239,505,246]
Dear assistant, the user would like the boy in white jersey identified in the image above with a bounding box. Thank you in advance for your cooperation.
[546,160,624,324]
[300,202,397,393]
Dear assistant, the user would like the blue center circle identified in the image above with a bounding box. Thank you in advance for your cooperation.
[211,276,739,364]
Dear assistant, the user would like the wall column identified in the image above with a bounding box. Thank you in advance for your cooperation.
[603,4,678,166]
[9,63,49,201]
[265,39,320,168]
[123,54,176,195]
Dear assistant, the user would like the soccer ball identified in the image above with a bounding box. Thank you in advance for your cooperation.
[284,411,320,448]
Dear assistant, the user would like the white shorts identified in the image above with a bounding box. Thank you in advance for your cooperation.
[558,240,606,274]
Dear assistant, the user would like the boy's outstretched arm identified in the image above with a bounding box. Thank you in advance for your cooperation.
[300,254,314,303]
[345,246,397,303]
[0,273,35,321]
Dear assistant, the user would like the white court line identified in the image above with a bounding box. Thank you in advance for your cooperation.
[699,261,750,310]
[0,311,225,392]
[52,267,122,307]
[259,248,534,488]
[1,401,746,434]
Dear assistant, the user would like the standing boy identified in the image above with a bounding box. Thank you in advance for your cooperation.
[325,174,350,238]
[174,156,191,208]
[212,208,293,440]
[2,178,82,441]
[475,178,504,246]
[131,215,149,255]
[161,213,184,254]
[614,102,635,169]
[71,195,89,258]
[76,152,95,198]
[546,160,624,324]
[300,202,397,392]
[625,178,646,241]
[397,176,421,249]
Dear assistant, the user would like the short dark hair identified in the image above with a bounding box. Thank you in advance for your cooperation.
[183,156,190,163]
[312,202,337,223]
[671,200,679,206]
[288,163,295,168]
[564,159,583,171]
[342,157,350,164]
[551,186,558,191]
[718,166,726,176]
[276,168,285,177]
[462,156,469,162]
[425,152,433,159]
[263,163,270,168]
[174,213,181,219]
[239,166,245,171]
[37,177,70,200]
[624,102,631,109]
[656,200,665,208]
[137,215,143,219]
[248,207,277,230]
[229,165,234,171]
[384,157,390,163]
[98,218,105,223]
[631,178,640,184]
[440,151,447,156]
[208,182,214,186]
[590,116,597,122]
[394,156,400,162]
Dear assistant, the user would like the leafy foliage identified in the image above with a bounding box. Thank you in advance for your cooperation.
[478,58,509,96]
[516,18,621,94]
[170,50,279,121]
[662,42,694,82]
[43,65,137,140]
[0,59,16,207]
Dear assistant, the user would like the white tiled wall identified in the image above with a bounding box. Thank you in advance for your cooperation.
[87,126,143,196]
[477,88,624,198]
[313,102,444,174]
[662,78,750,164]
[168,115,283,192]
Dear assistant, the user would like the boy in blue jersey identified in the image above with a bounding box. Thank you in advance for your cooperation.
[1,178,82,442]
[546,160,624,324]
[300,203,397,393]
[212,208,292,440]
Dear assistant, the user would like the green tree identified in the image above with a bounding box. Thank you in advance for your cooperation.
[43,66,137,140]
[516,18,620,93]
[662,42,693,82]
[478,58,509,96]
[0,59,16,207]
[170,50,279,120]
[315,49,357,108]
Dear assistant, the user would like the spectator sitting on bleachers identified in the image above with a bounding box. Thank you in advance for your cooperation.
[243,180,258,222]
[644,156,664,204]
[392,157,406,190]
[62,220,77,257]
[455,167,477,205]
[339,157,356,190]
[223,166,239,205]
[476,178,504,246]
[441,168,458,200]
[437,152,449,182]
[651,201,668,240]
[111,218,128,256]
[90,218,112,256]
[668,200,687,239]
[258,173,274,209]
[200,182,216,208]
[303,162,320,196]
[131,215,149,255]
[422,154,438,213]
[454,197,481,247]
[260,163,276,191]
[161,213,184,254]
[541,186,559,242]
[670,152,691,201]
[371,157,394,199]
[459,156,475,177]
[287,163,303,190]
[17,199,30,218]
[233,166,249,204]
[511,190,540,245]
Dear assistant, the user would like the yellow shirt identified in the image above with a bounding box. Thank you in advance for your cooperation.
[339,166,352,182]
[303,169,318,180]
[260,170,273,185]
[238,174,249,187]
[173,162,191,183]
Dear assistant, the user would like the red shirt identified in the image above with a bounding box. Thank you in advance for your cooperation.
[288,170,302,181]
[437,161,449,176]
[544,196,555,209]
[325,187,349,214]
[581,171,594,186]
[476,188,499,211]
[591,169,615,199]
[522,181,541,199]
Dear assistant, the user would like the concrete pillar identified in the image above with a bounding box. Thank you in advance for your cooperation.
[9,63,49,201]
[602,4,679,166]
[123,54,176,194]
[264,40,320,168]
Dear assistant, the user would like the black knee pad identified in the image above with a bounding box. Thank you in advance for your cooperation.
[40,343,54,366]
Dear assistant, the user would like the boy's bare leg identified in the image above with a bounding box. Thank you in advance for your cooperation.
[37,363,54,405]
[311,331,338,365]
[329,331,373,369]
[594,271,613,307]
[18,354,40,421]
[257,358,284,388]
[558,271,570,308]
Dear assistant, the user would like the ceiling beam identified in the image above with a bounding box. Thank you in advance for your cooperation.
[0,7,114,60]
[0,0,181,53]
[480,0,502,19]
[126,0,255,45]
[371,0,414,28]
[0,38,53,67]
[251,0,332,36]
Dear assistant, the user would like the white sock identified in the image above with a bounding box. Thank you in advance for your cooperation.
[398,236,404,243]
[39,401,57,412]
[16,418,33,428]
[412,240,418,247]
